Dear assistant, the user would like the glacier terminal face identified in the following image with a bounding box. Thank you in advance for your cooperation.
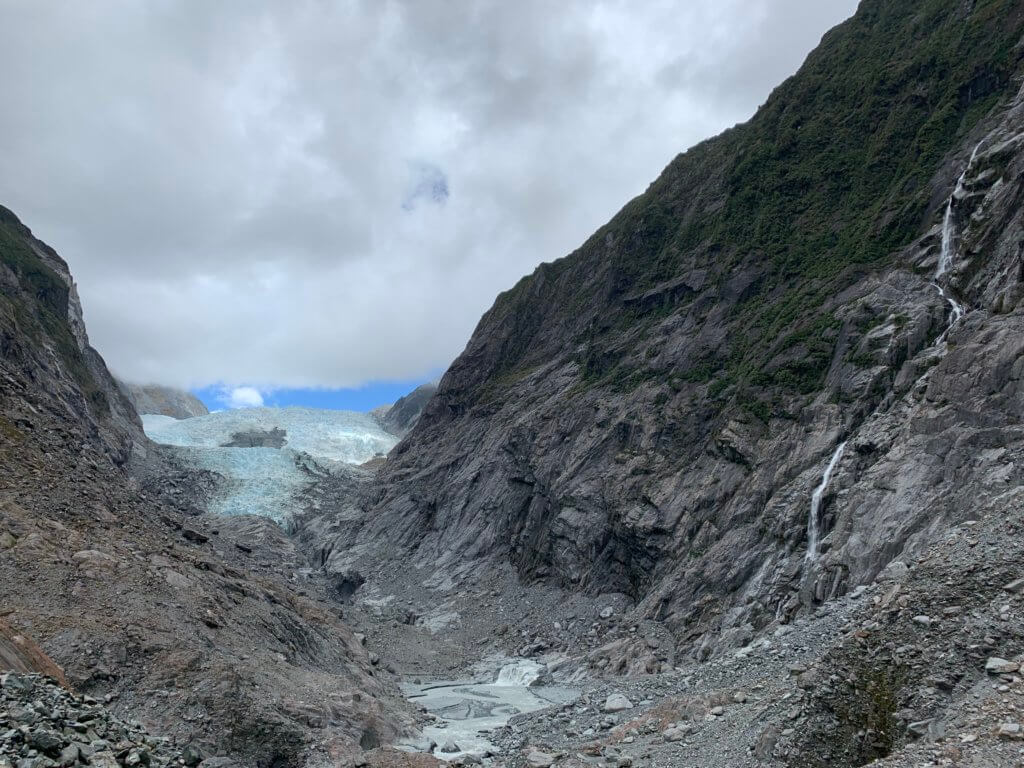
[142,407,397,523]
[142,406,397,463]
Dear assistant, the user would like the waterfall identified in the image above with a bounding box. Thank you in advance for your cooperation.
[805,442,846,562]
[933,284,966,345]
[931,140,984,342]
[937,140,985,278]
[494,659,543,687]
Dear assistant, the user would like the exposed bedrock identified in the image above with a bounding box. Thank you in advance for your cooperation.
[301,1,1024,665]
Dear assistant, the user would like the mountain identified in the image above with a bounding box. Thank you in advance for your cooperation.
[300,1,1024,763]
[118,381,209,419]
[349,0,1024,607]
[375,383,439,438]
[0,206,413,766]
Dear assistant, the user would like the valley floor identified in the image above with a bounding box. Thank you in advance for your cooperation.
[314,491,1024,768]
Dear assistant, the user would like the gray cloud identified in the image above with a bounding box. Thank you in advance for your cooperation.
[0,0,858,389]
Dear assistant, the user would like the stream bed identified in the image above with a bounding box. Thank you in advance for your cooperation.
[399,660,579,760]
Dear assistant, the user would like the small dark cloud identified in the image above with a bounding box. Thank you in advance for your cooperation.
[402,163,450,211]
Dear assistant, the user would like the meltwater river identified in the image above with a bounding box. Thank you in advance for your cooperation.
[399,659,579,760]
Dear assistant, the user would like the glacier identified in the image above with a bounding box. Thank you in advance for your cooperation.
[141,407,396,462]
[142,407,397,525]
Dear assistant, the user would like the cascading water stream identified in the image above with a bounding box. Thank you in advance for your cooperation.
[933,284,966,345]
[937,140,984,278]
[930,140,983,342]
[805,442,846,562]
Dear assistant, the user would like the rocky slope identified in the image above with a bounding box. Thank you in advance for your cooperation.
[118,382,209,419]
[0,672,189,768]
[296,0,1024,762]
[0,206,415,767]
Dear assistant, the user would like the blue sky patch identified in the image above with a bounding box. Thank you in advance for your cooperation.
[194,375,436,413]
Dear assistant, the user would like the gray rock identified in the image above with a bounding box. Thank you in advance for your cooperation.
[181,744,205,767]
[57,745,79,767]
[1003,578,1024,594]
[27,730,63,756]
[662,725,691,742]
[375,383,438,438]
[998,723,1023,740]
[985,657,1019,674]
[87,752,119,768]
[525,750,557,768]
[907,720,933,738]
[602,693,633,713]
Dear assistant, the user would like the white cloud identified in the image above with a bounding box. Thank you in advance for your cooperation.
[0,0,858,389]
[225,386,264,409]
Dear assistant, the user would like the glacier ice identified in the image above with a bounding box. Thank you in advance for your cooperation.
[142,407,397,525]
[141,406,396,463]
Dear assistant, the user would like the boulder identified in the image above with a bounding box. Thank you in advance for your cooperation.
[602,693,633,713]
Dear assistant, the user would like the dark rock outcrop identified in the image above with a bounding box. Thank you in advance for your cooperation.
[220,427,287,448]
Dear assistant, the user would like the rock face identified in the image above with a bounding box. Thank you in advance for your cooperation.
[0,204,144,464]
[118,382,209,419]
[0,206,413,766]
[309,0,1024,665]
[376,383,438,438]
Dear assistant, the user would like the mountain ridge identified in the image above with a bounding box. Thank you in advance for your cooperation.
[304,0,1024,672]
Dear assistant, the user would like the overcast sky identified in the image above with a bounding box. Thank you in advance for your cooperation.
[0,0,857,396]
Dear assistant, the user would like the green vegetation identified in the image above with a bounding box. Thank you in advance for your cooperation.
[833,657,909,766]
[0,206,109,417]
[475,0,1024,415]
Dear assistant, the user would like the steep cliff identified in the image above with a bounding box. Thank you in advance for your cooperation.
[0,204,143,464]
[318,0,1024,661]
[0,207,414,766]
